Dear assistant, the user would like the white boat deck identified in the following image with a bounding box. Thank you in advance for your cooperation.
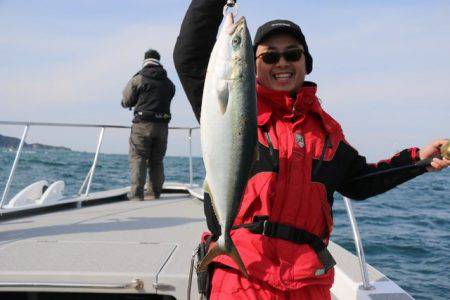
[0,184,412,299]
[0,190,205,298]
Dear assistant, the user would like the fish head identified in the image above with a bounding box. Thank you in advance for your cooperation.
[228,16,254,80]
[215,15,254,81]
[204,14,256,115]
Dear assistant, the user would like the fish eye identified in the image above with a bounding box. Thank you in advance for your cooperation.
[232,35,241,48]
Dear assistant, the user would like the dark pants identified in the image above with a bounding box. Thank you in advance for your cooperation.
[128,122,168,199]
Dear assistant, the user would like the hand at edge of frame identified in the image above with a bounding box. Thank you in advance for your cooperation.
[419,139,450,172]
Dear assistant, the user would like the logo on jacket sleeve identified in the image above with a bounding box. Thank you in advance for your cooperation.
[295,133,305,148]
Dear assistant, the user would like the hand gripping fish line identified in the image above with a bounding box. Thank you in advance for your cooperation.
[223,0,238,18]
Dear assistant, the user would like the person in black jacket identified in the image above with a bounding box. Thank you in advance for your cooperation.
[122,49,175,201]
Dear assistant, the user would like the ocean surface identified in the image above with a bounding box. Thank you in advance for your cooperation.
[0,149,449,300]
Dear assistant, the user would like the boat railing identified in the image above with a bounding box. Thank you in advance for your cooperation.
[0,120,199,208]
[0,120,375,291]
[343,196,374,290]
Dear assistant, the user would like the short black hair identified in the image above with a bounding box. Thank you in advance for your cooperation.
[144,49,161,60]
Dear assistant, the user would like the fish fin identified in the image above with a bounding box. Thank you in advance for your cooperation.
[217,81,229,114]
[197,240,222,272]
[197,237,249,279]
[229,241,249,278]
[202,178,222,226]
[203,178,211,195]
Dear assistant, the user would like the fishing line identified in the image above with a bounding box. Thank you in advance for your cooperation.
[349,140,450,182]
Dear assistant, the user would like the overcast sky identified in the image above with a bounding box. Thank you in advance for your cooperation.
[1,0,449,161]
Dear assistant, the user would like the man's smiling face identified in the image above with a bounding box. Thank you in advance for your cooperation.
[255,33,306,93]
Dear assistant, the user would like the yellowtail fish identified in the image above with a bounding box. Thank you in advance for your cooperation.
[198,12,257,278]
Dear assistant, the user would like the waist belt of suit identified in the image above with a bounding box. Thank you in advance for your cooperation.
[134,110,171,122]
[232,215,336,275]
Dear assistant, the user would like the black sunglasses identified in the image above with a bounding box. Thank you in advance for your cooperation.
[256,48,304,64]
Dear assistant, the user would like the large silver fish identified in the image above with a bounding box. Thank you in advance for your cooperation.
[198,14,257,278]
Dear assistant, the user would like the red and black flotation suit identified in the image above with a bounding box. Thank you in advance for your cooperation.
[202,82,424,290]
[172,0,426,290]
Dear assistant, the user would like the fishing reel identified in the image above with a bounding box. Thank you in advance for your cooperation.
[441,140,450,160]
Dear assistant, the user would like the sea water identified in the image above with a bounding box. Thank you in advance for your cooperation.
[0,149,448,300]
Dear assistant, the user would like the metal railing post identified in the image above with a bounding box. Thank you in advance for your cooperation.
[188,128,193,187]
[0,121,200,209]
[84,127,105,196]
[78,167,92,195]
[1,125,30,208]
[343,196,374,290]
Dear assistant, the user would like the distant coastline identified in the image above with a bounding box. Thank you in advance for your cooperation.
[0,134,71,151]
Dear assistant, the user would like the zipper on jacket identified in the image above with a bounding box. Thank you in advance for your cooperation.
[262,125,279,171]
[290,93,297,122]
[265,131,274,157]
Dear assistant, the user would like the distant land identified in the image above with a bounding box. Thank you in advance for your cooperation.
[0,134,71,151]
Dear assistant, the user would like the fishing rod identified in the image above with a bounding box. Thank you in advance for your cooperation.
[350,140,450,182]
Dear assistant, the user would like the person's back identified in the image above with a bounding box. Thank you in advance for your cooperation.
[122,49,175,201]
[131,63,174,122]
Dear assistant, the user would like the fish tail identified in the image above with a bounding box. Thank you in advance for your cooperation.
[229,239,249,278]
[197,235,248,278]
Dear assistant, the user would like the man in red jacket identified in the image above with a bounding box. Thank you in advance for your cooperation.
[173,1,450,299]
